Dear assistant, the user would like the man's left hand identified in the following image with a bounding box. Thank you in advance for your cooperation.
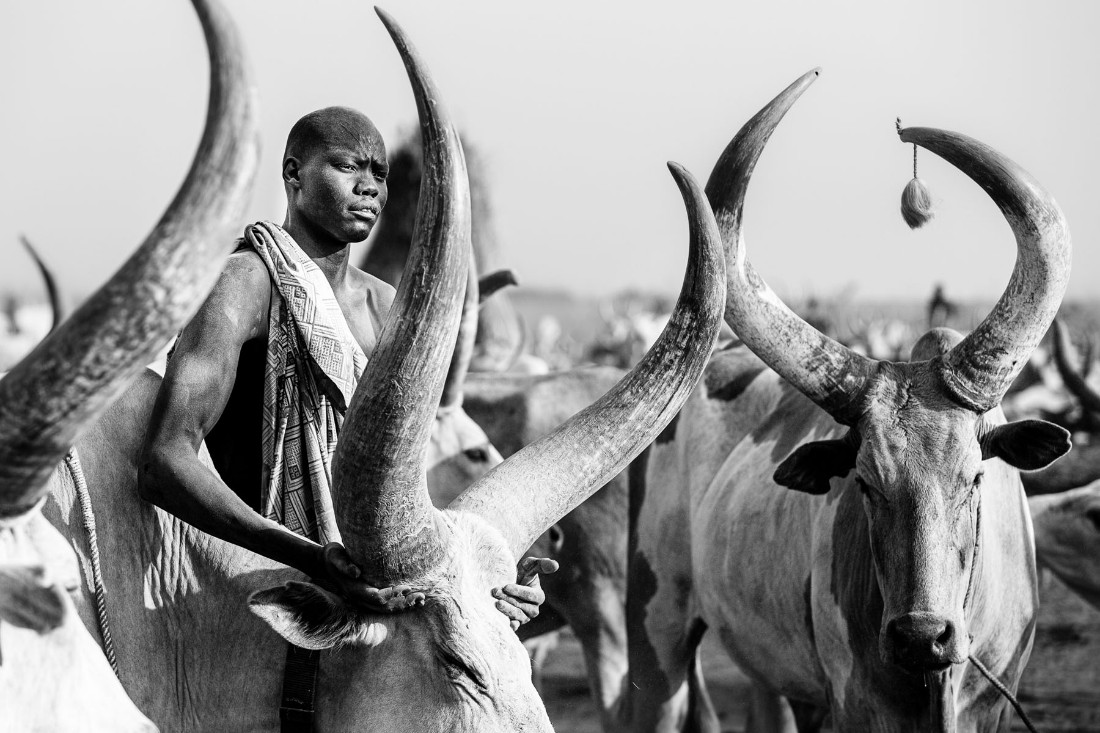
[492,557,559,631]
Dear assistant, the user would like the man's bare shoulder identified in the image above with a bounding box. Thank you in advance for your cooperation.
[349,267,397,317]
[183,249,272,345]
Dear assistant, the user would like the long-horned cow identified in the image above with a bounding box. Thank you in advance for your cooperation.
[0,0,259,728]
[243,10,725,731]
[43,8,725,731]
[626,71,1072,731]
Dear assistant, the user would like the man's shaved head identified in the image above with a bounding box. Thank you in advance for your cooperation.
[284,106,384,165]
[281,106,389,246]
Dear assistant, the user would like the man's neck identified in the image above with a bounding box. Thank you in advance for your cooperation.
[282,217,352,292]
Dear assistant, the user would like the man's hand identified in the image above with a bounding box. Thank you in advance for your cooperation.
[492,557,559,631]
[316,542,426,613]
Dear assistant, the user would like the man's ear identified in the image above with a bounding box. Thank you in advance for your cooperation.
[282,157,302,189]
[249,581,387,650]
[981,419,1072,471]
[774,438,857,494]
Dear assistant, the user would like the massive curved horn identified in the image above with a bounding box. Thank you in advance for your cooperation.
[899,127,1071,413]
[450,162,726,559]
[439,251,479,410]
[707,69,875,424]
[330,8,471,584]
[1052,317,1100,415]
[19,236,64,332]
[0,0,259,513]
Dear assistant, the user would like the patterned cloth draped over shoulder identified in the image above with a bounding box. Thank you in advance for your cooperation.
[244,221,366,544]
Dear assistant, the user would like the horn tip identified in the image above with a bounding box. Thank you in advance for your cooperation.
[375,6,398,33]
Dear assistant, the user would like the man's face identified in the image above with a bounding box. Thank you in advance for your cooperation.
[288,120,389,244]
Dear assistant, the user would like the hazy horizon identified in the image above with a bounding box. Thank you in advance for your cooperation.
[3,1,1098,304]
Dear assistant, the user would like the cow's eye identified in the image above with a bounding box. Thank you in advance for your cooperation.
[464,447,489,463]
[972,471,984,489]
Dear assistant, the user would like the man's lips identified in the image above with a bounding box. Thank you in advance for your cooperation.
[350,208,378,221]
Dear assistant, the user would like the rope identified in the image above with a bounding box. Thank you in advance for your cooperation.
[67,448,120,678]
[896,116,919,179]
[968,653,1039,733]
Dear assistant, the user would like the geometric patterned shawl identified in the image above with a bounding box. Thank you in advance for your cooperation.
[243,221,366,544]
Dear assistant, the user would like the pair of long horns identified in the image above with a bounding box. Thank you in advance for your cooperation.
[710,69,1070,424]
[331,10,725,583]
[0,0,259,512]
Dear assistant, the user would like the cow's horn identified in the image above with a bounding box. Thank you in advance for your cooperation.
[440,251,479,410]
[19,236,64,332]
[899,127,1071,413]
[0,0,259,513]
[707,69,875,425]
[330,8,471,584]
[1052,317,1100,415]
[450,162,725,559]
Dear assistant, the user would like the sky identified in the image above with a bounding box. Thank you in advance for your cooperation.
[2,0,1098,305]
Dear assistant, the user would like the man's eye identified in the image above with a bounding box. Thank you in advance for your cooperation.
[376,168,389,181]
[338,163,356,172]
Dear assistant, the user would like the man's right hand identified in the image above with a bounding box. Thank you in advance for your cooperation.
[316,542,427,613]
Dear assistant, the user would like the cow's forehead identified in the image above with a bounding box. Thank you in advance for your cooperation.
[855,364,982,486]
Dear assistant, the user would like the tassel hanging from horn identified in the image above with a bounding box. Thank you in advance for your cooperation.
[898,118,934,229]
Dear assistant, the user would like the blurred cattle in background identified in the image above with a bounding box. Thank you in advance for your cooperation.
[585,292,671,369]
[1030,480,1100,611]
[1021,317,1100,495]
[359,130,546,374]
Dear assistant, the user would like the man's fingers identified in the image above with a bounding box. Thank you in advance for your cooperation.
[516,556,559,585]
[495,599,525,630]
[322,542,361,579]
[494,586,541,621]
[500,583,543,605]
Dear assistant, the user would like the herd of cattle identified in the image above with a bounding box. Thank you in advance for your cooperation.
[2,1,1098,731]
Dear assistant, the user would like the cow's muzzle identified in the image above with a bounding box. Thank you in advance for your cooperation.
[883,611,967,672]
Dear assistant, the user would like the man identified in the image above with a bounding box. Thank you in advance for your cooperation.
[139,106,547,625]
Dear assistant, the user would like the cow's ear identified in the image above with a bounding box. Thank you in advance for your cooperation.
[774,439,856,494]
[0,564,68,632]
[981,420,1071,471]
[249,581,388,650]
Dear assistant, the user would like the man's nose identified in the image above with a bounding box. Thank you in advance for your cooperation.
[354,174,380,196]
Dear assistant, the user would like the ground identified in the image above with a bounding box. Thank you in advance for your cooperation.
[540,573,1100,732]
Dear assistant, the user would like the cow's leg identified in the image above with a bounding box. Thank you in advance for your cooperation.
[745,685,827,733]
[625,452,718,733]
[567,578,630,732]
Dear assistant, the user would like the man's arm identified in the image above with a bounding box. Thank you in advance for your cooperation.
[139,253,326,580]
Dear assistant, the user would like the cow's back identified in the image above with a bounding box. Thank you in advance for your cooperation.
[43,369,295,732]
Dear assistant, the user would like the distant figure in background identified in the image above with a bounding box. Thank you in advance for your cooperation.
[2,294,19,335]
[928,282,956,327]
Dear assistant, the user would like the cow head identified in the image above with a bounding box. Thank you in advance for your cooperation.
[707,71,1070,674]
[1030,481,1100,610]
[0,0,259,726]
[248,10,726,730]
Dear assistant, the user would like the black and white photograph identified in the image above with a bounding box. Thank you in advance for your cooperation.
[1,1,1098,731]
